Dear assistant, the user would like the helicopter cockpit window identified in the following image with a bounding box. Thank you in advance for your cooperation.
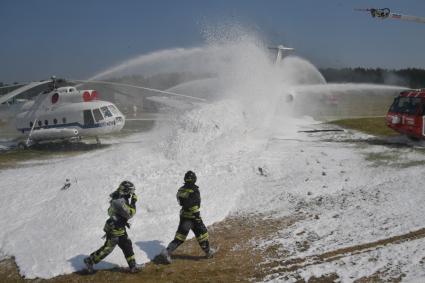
[108,105,119,115]
[101,106,113,118]
[92,108,104,122]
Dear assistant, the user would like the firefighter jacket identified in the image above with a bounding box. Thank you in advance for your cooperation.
[104,192,137,237]
[177,183,201,219]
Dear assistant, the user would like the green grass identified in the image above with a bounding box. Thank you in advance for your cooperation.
[329,117,399,137]
[0,149,86,170]
[0,142,111,170]
[362,151,425,168]
[363,151,399,167]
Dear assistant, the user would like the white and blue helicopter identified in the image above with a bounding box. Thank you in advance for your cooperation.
[0,77,204,148]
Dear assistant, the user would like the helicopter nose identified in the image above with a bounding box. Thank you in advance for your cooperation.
[115,116,124,124]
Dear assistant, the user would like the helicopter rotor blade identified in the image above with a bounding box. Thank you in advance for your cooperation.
[0,83,27,90]
[0,80,51,105]
[354,8,371,12]
[72,80,207,102]
[389,12,425,24]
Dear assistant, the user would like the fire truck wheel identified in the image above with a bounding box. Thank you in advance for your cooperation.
[407,136,420,141]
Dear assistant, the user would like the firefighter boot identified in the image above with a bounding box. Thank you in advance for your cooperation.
[128,258,139,273]
[159,248,172,264]
[201,241,217,259]
[205,246,217,258]
[160,241,179,264]
[84,257,94,273]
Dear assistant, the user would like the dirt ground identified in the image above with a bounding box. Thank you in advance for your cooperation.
[1,213,419,283]
[262,225,425,282]
[0,214,299,283]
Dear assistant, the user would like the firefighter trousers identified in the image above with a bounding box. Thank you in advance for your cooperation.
[167,216,210,253]
[89,233,135,268]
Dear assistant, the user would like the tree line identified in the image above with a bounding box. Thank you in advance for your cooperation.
[319,68,425,89]
[2,68,425,93]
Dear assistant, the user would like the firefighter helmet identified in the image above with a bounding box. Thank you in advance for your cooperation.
[118,181,135,195]
[184,171,197,184]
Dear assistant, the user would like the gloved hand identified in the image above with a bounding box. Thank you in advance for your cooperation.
[131,193,138,205]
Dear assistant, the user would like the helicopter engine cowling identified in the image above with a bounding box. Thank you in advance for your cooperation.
[49,88,99,105]
[82,90,98,102]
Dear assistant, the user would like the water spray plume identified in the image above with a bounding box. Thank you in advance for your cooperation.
[89,23,406,125]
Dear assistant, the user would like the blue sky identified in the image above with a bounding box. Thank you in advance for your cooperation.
[1,0,425,83]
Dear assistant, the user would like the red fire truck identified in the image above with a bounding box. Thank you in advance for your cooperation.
[386,89,425,139]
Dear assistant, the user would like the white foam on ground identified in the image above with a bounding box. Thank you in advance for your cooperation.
[0,97,252,277]
[258,130,425,282]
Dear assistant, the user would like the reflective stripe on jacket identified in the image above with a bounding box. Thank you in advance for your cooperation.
[177,184,201,219]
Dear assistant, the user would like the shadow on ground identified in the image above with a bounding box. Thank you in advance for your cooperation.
[67,254,118,275]
[135,240,165,260]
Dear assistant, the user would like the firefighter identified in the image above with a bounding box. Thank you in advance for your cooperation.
[84,181,139,273]
[160,171,216,263]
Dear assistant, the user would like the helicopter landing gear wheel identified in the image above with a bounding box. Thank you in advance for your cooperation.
[17,142,28,150]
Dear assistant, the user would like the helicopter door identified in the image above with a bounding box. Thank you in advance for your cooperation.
[83,110,95,126]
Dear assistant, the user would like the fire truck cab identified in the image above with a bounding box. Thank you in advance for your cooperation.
[386,89,425,139]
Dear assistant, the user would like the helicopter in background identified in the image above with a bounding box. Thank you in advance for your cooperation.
[355,8,425,24]
[268,45,294,64]
[268,45,339,106]
[0,77,204,148]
